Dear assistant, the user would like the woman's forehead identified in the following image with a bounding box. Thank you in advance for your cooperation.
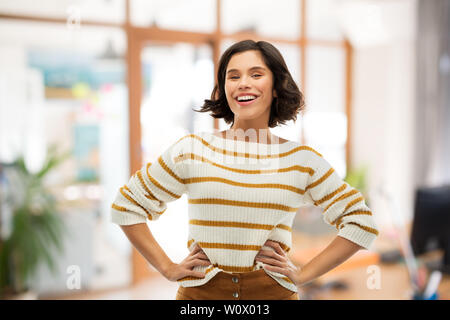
[226,50,268,71]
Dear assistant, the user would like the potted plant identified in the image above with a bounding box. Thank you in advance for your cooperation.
[0,146,69,299]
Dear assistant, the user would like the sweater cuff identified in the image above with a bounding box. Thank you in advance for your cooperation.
[111,210,147,225]
[337,223,378,250]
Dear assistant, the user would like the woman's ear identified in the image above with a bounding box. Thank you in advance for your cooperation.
[273,90,278,98]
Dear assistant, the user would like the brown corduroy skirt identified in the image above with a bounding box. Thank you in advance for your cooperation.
[175,269,299,300]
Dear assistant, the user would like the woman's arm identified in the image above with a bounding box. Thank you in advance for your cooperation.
[120,223,211,281]
[295,236,362,286]
[120,223,173,277]
[256,236,362,288]
[111,137,211,281]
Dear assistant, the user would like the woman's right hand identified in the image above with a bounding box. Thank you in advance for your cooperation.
[163,244,212,282]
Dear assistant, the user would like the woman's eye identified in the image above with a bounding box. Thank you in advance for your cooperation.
[228,74,261,80]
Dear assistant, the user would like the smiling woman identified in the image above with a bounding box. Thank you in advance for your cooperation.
[112,40,379,301]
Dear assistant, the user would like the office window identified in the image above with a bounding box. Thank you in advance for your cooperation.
[221,0,301,40]
[130,0,216,32]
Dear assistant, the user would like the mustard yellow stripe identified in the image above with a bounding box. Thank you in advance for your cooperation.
[184,176,305,195]
[187,239,290,253]
[343,196,364,212]
[189,219,292,232]
[133,171,166,215]
[305,168,334,191]
[315,183,347,205]
[144,193,157,201]
[146,163,182,199]
[197,242,261,251]
[157,156,184,184]
[187,239,291,252]
[111,203,153,220]
[323,189,359,212]
[297,145,322,157]
[215,264,255,272]
[190,219,273,230]
[181,134,323,158]
[275,224,292,232]
[187,239,195,248]
[136,170,158,201]
[344,222,379,236]
[111,203,127,212]
[188,198,298,213]
[270,241,291,253]
[119,186,153,220]
[281,276,294,284]
[120,186,142,210]
[175,153,315,176]
[333,210,372,229]
[136,167,160,202]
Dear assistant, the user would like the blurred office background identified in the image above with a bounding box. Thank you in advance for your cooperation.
[0,0,449,300]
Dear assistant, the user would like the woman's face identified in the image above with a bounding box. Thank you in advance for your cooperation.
[224,50,276,127]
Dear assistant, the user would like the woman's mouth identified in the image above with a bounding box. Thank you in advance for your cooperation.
[236,95,258,106]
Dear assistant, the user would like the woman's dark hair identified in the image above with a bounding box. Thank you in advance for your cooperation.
[193,40,305,128]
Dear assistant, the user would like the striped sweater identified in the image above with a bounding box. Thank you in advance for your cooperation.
[111,131,378,293]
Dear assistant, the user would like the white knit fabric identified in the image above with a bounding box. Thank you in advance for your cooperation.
[111,131,379,293]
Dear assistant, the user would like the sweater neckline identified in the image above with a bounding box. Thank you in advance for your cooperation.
[201,131,295,148]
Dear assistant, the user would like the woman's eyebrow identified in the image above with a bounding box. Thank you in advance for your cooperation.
[226,66,267,74]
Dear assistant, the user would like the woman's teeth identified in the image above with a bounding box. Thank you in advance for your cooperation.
[237,95,256,101]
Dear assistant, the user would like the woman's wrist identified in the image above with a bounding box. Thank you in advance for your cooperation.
[160,260,177,279]
[294,265,314,288]
[294,267,304,287]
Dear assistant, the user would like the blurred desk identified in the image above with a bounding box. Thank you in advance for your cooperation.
[291,231,450,300]
[309,262,450,300]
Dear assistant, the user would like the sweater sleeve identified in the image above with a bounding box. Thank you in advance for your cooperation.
[110,136,188,225]
[304,150,379,250]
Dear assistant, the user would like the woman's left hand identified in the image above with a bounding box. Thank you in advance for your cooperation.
[255,240,301,287]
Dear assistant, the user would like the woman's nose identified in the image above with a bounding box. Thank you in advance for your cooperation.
[238,76,251,89]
